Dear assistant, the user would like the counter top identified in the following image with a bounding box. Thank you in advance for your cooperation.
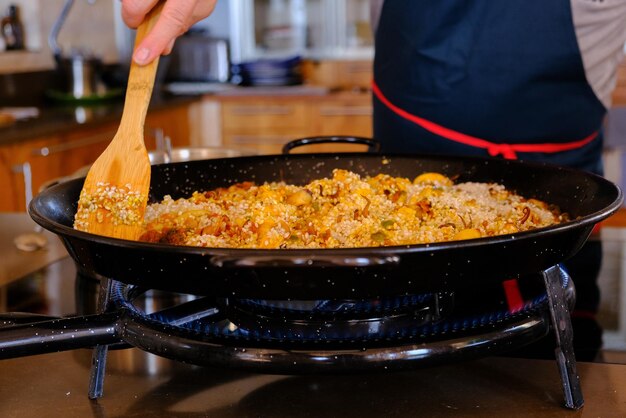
[0,94,200,147]
[209,86,371,102]
[0,213,67,289]
[0,86,371,148]
[0,352,625,417]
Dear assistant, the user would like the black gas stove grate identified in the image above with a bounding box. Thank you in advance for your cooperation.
[0,265,583,409]
[124,280,554,348]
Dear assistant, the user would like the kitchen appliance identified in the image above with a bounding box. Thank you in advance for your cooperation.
[48,0,108,100]
[166,30,230,83]
[0,138,622,409]
[52,49,104,99]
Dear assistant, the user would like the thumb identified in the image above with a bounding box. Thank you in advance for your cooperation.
[132,1,195,65]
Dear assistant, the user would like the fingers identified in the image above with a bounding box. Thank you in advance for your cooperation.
[132,0,197,65]
[128,0,218,66]
[121,0,160,29]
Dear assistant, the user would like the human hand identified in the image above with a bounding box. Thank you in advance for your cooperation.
[121,0,218,65]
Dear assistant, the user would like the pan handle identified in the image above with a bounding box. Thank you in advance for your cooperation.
[210,254,400,268]
[282,136,381,154]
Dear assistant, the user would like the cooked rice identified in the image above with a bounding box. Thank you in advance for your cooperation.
[138,169,568,249]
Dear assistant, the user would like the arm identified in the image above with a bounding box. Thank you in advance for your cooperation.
[121,0,218,65]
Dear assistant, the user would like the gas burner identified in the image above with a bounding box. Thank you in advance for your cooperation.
[158,292,453,348]
[111,272,557,350]
[0,265,583,409]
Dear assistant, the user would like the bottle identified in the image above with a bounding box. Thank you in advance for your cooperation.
[1,4,25,51]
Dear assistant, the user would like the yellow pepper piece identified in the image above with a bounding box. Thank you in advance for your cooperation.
[413,172,453,186]
[286,189,313,206]
[453,228,482,240]
[397,206,416,219]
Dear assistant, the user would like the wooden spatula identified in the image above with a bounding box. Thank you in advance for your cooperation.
[74,2,164,240]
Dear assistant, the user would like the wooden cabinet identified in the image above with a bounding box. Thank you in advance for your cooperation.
[1,135,67,212]
[0,103,193,212]
[302,60,373,91]
[218,92,373,155]
[313,95,373,147]
[145,104,193,149]
[0,132,111,212]
[220,99,312,154]
[222,101,310,133]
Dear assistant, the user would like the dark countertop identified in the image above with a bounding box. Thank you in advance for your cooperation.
[0,81,370,148]
[0,254,624,417]
[0,93,200,146]
[0,213,67,288]
[1,351,625,417]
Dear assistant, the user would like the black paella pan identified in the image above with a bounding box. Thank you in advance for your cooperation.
[29,140,623,300]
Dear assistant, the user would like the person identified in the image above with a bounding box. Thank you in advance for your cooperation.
[121,0,217,66]
[367,0,626,362]
[122,0,626,361]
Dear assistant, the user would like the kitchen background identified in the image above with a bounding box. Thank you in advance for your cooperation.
[1,0,626,364]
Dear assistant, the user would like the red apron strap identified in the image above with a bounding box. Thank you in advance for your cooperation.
[372,81,598,159]
[502,279,525,313]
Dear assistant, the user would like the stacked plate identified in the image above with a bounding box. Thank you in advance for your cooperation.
[231,55,302,86]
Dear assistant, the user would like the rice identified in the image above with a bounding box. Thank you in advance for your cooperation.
[139,169,568,249]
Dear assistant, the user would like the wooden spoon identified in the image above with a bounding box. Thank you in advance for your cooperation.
[74,2,164,240]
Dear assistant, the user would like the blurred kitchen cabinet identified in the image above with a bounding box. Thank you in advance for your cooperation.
[305,95,373,153]
[220,99,312,154]
[0,148,16,211]
[222,132,306,155]
[221,97,311,154]
[145,104,192,149]
[2,135,72,212]
[314,95,372,136]
[0,129,113,212]
[222,100,310,133]
[0,103,193,212]
[217,92,372,154]
[302,60,372,90]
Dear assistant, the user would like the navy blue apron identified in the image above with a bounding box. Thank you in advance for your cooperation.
[373,0,605,360]
[373,0,606,175]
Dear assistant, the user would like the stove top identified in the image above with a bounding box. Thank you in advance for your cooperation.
[0,256,584,408]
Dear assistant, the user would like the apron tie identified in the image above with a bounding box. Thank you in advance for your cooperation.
[487,143,518,159]
[372,80,598,160]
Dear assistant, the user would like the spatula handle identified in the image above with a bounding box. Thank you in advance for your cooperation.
[119,1,165,134]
